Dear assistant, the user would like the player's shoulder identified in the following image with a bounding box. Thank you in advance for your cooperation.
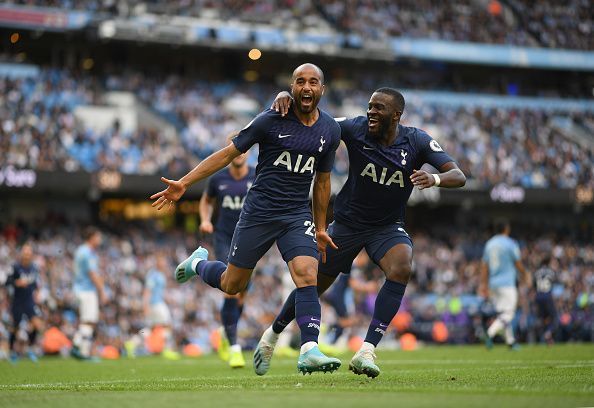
[318,109,341,131]
[405,125,445,152]
[335,115,366,139]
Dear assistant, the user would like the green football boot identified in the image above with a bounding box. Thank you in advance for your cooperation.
[175,247,208,283]
[297,346,341,375]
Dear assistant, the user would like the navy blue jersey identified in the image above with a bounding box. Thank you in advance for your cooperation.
[232,108,341,220]
[334,117,454,229]
[9,262,38,306]
[535,266,555,294]
[205,167,256,237]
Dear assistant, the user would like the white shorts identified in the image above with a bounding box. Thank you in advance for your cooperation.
[149,302,172,326]
[76,291,99,324]
[490,286,518,319]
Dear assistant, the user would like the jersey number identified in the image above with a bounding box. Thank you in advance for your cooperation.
[304,221,316,240]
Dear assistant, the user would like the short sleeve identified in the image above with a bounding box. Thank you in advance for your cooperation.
[12,264,21,281]
[232,110,271,153]
[317,124,341,173]
[511,241,521,261]
[335,117,359,144]
[205,175,217,198]
[88,254,98,273]
[146,274,155,290]
[415,130,454,170]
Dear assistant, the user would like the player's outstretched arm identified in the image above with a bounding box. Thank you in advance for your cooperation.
[478,261,489,298]
[410,162,466,190]
[151,143,242,210]
[312,171,338,263]
[199,192,215,234]
[271,91,292,116]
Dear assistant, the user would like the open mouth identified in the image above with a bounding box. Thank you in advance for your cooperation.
[301,94,313,104]
[368,117,379,129]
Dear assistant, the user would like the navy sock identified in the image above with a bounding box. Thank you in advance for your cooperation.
[221,298,240,345]
[9,331,16,351]
[364,280,407,347]
[295,286,321,345]
[28,329,38,346]
[272,289,297,334]
[197,260,226,290]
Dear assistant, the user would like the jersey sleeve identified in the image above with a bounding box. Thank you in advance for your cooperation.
[88,253,98,273]
[415,130,454,169]
[317,123,341,173]
[205,175,217,198]
[146,274,155,290]
[335,117,358,144]
[232,110,272,153]
[511,240,521,261]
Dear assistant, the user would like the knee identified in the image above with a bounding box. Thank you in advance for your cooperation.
[220,276,248,295]
[384,260,412,283]
[293,267,317,287]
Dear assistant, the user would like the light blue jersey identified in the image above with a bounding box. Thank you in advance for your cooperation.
[74,244,99,292]
[146,269,166,305]
[482,234,521,288]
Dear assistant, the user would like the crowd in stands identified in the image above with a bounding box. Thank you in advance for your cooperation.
[1,219,592,357]
[2,68,593,189]
[4,0,592,50]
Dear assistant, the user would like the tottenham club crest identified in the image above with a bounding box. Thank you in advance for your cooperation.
[319,136,326,152]
[400,150,408,165]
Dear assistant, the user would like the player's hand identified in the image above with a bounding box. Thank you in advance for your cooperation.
[99,291,108,305]
[271,91,292,116]
[410,169,436,190]
[315,230,338,264]
[199,221,214,234]
[150,177,187,210]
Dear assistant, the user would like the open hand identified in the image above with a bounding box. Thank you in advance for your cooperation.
[316,230,338,264]
[150,177,187,210]
[271,91,292,116]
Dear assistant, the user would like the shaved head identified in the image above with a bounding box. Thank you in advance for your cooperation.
[292,63,324,85]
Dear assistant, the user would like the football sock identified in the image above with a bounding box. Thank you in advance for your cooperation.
[162,327,175,350]
[221,297,240,345]
[272,289,297,334]
[9,331,16,351]
[28,329,38,346]
[74,324,94,357]
[295,286,321,346]
[364,280,407,347]
[197,260,226,290]
[487,317,505,339]
[261,326,279,345]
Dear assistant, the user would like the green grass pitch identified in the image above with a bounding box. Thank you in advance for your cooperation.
[1,344,593,408]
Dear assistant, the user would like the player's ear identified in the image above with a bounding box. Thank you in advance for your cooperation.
[394,110,402,122]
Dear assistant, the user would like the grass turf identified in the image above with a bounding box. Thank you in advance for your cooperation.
[1,344,593,407]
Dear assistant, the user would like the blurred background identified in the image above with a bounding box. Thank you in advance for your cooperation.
[0,0,592,358]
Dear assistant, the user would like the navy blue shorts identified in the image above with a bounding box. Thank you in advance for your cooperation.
[214,231,233,263]
[319,221,412,278]
[11,303,38,324]
[536,293,557,320]
[227,212,318,269]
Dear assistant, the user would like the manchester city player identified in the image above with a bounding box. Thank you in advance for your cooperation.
[7,244,43,363]
[199,132,256,368]
[72,226,105,360]
[253,87,466,378]
[479,220,531,350]
[150,63,342,374]
[144,254,180,360]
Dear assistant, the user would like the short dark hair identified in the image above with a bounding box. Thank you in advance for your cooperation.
[374,87,405,112]
[83,226,100,241]
[494,219,510,234]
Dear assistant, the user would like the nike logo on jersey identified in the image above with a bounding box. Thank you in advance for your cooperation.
[363,146,375,150]
[379,323,388,328]
[218,185,228,190]
[278,134,293,138]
